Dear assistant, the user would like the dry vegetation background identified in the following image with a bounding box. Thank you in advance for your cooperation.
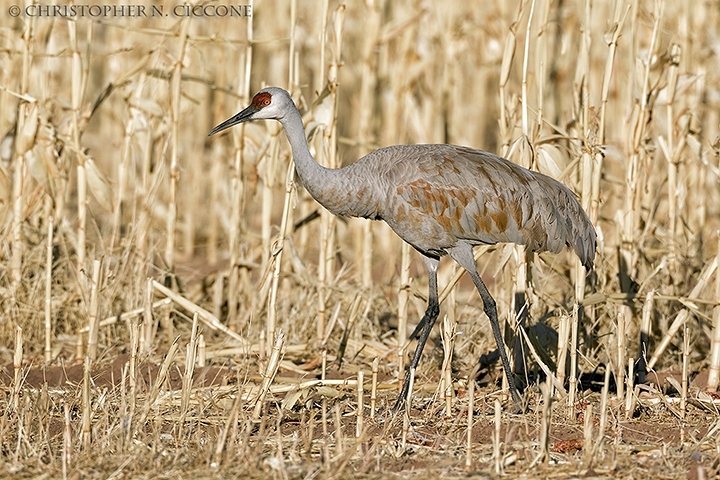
[1,0,720,478]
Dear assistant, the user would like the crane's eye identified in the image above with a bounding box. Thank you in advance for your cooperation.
[253,92,272,108]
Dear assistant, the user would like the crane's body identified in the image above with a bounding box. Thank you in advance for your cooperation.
[210,87,597,410]
[308,143,595,268]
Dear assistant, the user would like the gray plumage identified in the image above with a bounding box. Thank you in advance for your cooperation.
[210,87,597,411]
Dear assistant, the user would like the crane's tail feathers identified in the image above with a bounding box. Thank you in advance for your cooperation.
[568,208,596,272]
[572,209,596,271]
[544,176,597,271]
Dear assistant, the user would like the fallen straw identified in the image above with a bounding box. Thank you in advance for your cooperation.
[648,256,717,370]
[78,299,172,333]
[153,280,248,344]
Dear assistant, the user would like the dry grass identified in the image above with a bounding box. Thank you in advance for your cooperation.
[1,0,720,478]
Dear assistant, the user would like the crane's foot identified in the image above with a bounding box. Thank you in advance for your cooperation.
[393,373,524,414]
[506,373,525,413]
[472,366,524,414]
[508,391,525,414]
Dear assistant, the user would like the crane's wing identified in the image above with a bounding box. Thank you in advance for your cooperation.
[366,144,595,268]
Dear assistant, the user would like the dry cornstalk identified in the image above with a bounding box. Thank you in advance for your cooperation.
[582,403,594,466]
[520,0,536,138]
[86,260,101,361]
[253,331,285,420]
[265,4,301,347]
[556,313,570,387]
[227,2,254,331]
[258,329,266,369]
[356,0,381,289]
[128,320,140,434]
[212,395,242,468]
[681,324,689,418]
[67,19,88,274]
[498,1,521,153]
[370,357,379,418]
[598,0,628,144]
[315,8,344,342]
[63,403,71,478]
[109,87,138,256]
[75,332,83,361]
[465,372,475,471]
[137,122,153,264]
[401,367,415,451]
[596,366,611,452]
[356,371,364,439]
[180,313,200,419]
[616,308,626,400]
[11,96,37,287]
[81,355,91,450]
[266,159,297,350]
[568,303,580,419]
[334,402,344,457]
[165,19,190,282]
[440,314,456,415]
[569,0,596,407]
[625,357,635,420]
[708,232,720,391]
[321,349,327,381]
[531,376,552,467]
[665,44,682,269]
[212,271,224,320]
[321,301,343,346]
[44,210,53,363]
[13,326,22,411]
[142,278,154,353]
[139,337,180,426]
[511,0,538,392]
[619,3,664,374]
[401,401,409,451]
[638,291,655,384]
[260,136,279,279]
[198,334,206,368]
[591,0,628,222]
[493,399,502,475]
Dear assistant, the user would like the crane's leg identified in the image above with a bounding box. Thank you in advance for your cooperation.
[447,244,523,409]
[393,254,440,411]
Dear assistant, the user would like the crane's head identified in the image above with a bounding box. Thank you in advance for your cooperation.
[208,87,293,136]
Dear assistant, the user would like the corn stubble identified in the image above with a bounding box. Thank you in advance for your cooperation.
[1,0,719,478]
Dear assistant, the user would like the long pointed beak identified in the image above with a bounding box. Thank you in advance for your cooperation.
[208,104,257,136]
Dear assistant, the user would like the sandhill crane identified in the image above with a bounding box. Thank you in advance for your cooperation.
[209,87,596,411]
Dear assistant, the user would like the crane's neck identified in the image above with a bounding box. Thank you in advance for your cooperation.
[278,107,378,218]
[278,107,326,192]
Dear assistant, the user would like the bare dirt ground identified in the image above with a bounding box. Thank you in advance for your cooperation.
[1,342,718,479]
